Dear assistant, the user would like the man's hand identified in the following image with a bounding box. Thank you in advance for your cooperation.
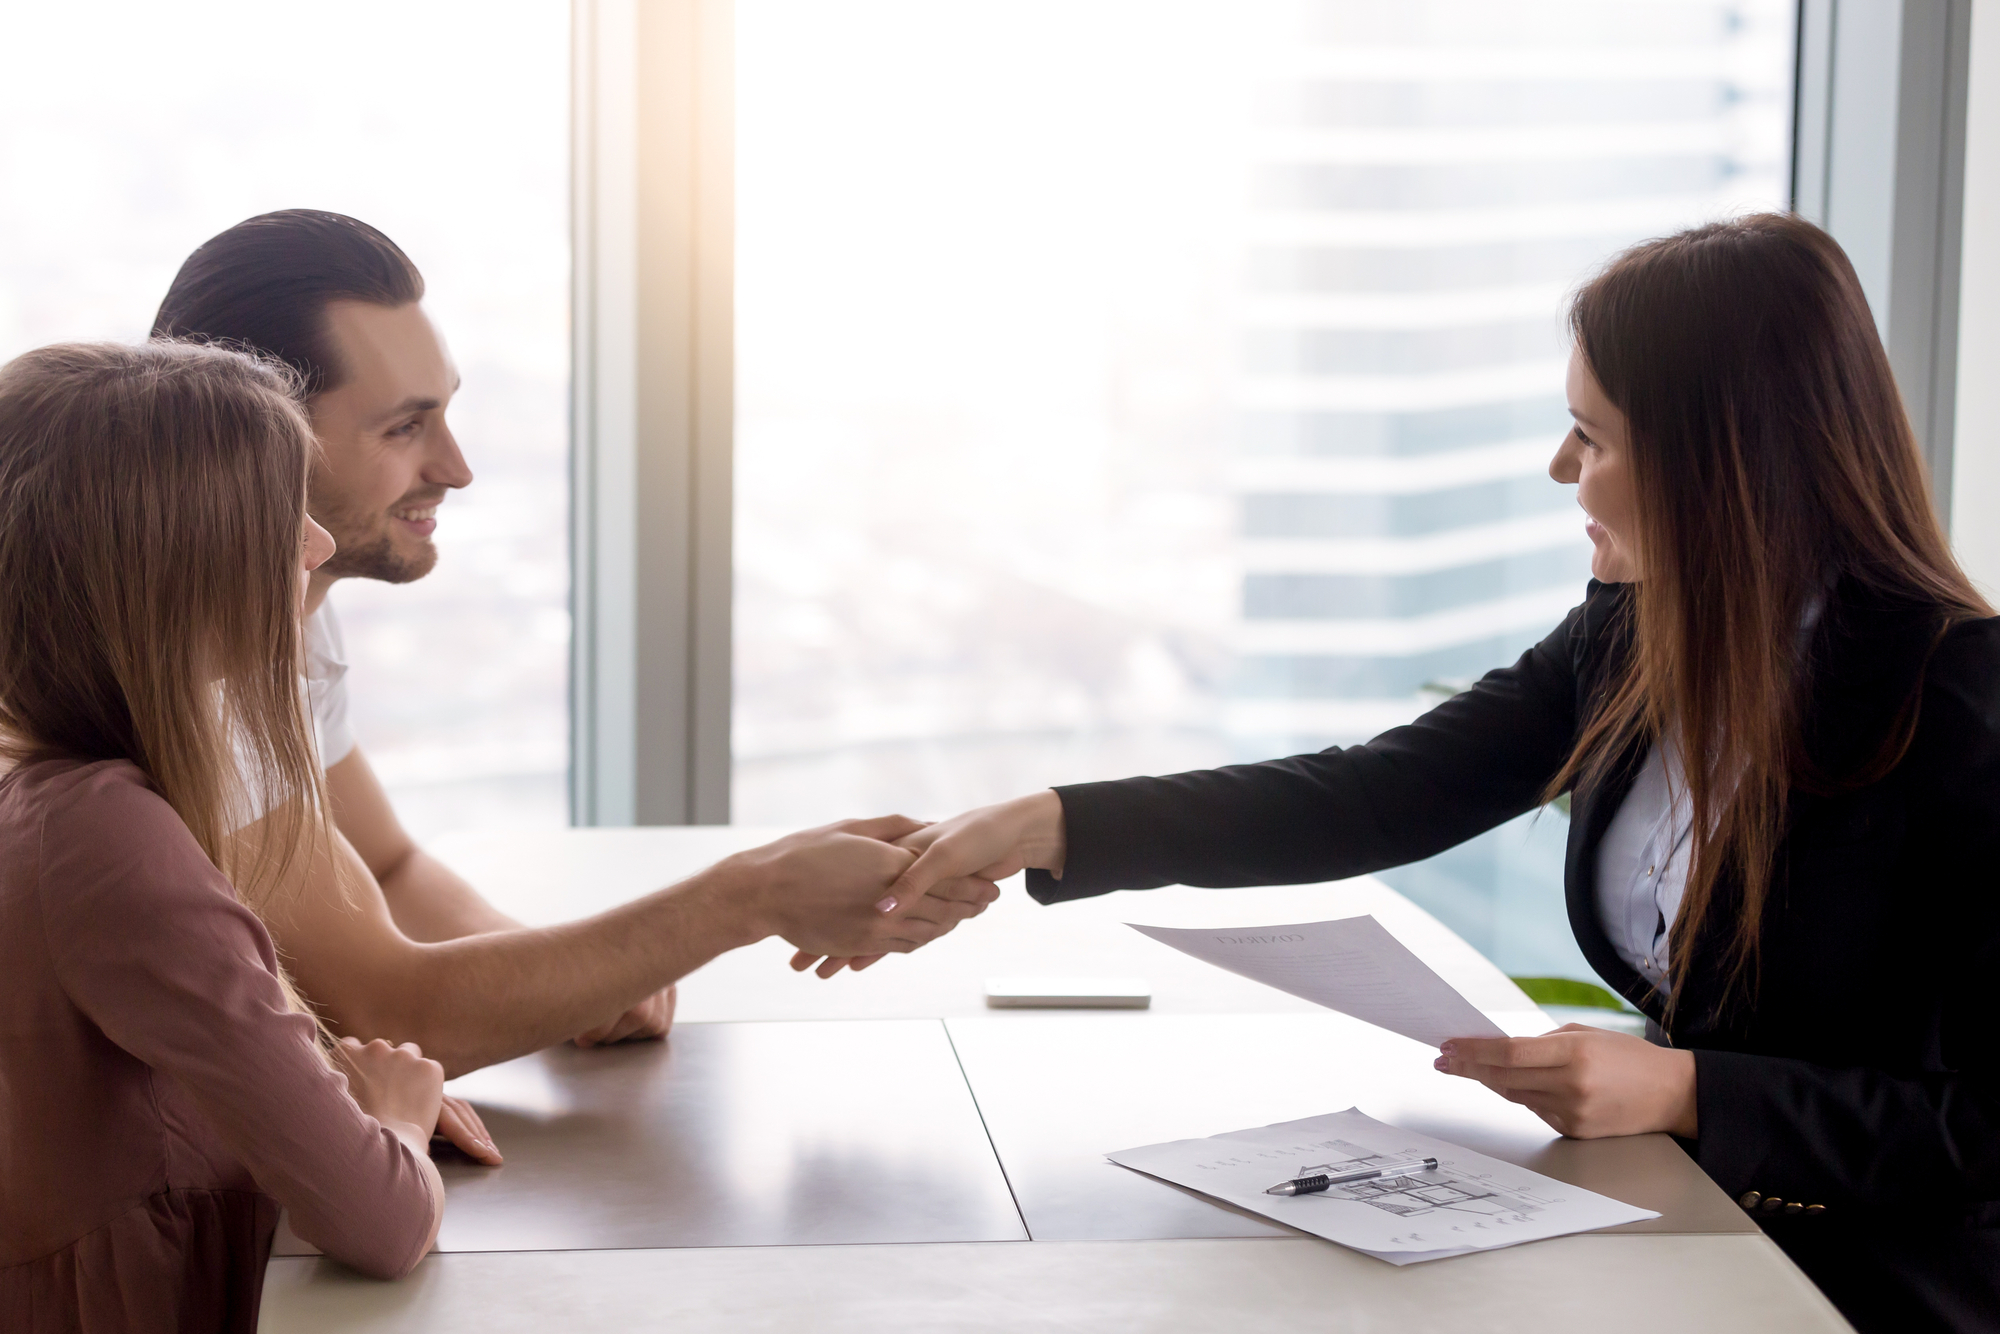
[1434,1023,1698,1139]
[574,985,676,1048]
[724,816,1001,961]
[788,876,1000,978]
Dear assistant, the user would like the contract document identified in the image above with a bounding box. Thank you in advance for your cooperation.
[1108,1108,1658,1264]
[1128,915,1506,1047]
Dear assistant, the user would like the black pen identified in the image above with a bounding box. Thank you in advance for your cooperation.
[1264,1157,1440,1196]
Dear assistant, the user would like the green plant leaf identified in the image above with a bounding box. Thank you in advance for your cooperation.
[1508,976,1630,1011]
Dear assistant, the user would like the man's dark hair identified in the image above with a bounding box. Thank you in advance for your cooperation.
[151,210,424,398]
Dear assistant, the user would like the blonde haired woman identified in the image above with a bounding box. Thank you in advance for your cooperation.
[0,342,444,1327]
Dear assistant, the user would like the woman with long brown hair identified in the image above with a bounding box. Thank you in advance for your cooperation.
[0,342,446,1328]
[846,214,2000,1332]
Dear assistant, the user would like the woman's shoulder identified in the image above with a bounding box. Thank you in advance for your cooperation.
[6,757,226,915]
[5,756,182,838]
[1919,612,2000,726]
[1932,609,2000,663]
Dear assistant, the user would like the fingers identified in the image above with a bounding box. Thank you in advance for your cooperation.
[835,814,929,844]
[928,876,1002,907]
[1446,1061,1573,1096]
[578,1011,646,1047]
[434,1094,503,1165]
[575,987,677,1048]
[893,824,943,853]
[790,951,885,977]
[1439,1035,1572,1070]
[572,1021,617,1048]
[883,841,966,915]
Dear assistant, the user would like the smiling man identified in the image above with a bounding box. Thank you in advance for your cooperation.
[149,212,995,1154]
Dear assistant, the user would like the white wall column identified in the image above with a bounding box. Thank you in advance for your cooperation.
[1795,0,1973,519]
[571,0,734,826]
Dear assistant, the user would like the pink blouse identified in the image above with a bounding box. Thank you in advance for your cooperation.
[0,759,436,1332]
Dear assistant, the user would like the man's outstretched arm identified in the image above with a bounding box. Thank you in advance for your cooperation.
[326,747,674,1046]
[239,811,996,1080]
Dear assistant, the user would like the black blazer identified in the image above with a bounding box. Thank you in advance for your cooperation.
[1027,578,2000,1334]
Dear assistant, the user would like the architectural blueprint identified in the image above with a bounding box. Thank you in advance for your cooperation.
[1106,1108,1657,1264]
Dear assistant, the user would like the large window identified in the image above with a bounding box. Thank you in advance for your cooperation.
[0,1,572,841]
[735,0,1796,978]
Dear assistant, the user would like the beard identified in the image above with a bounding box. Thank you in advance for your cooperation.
[313,489,441,585]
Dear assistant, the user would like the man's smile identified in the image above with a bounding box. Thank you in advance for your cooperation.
[392,502,439,537]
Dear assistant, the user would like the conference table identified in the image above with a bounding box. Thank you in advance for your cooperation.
[258,827,1852,1332]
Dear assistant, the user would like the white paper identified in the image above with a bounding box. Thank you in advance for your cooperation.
[1128,915,1506,1048]
[1108,1108,1658,1264]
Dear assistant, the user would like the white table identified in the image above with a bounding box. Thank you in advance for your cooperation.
[259,827,1852,1333]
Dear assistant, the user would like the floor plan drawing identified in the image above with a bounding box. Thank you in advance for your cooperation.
[1291,1142,1559,1224]
[1107,1108,1659,1263]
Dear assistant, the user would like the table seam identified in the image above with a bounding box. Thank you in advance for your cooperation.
[941,1018,1034,1242]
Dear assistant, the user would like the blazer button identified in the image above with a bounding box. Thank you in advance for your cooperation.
[1760,1197,1785,1213]
[1783,1202,1803,1216]
[1805,1204,1826,1216]
[1738,1191,1762,1210]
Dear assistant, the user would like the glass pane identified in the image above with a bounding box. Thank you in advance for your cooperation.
[735,0,1794,978]
[0,1,571,841]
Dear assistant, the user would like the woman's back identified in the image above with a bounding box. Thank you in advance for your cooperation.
[0,758,436,1330]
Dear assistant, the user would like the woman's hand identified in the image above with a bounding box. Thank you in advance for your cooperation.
[334,1036,449,1149]
[890,791,1068,901]
[332,1036,454,1256]
[435,1093,504,1166]
[1434,1023,1697,1139]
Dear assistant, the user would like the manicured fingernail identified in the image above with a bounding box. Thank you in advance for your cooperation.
[1439,1041,1456,1055]
[875,896,898,913]
[1434,1056,1449,1071]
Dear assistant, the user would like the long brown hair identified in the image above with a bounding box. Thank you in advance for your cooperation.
[0,341,328,917]
[1552,212,1991,1009]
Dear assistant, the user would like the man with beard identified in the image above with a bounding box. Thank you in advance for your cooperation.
[152,211,995,1157]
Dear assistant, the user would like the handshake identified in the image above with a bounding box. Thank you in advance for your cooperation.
[716,790,1070,979]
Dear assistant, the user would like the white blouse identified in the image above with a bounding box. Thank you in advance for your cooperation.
[1593,738,1694,995]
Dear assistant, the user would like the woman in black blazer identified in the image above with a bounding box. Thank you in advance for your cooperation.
[817,214,2000,1333]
